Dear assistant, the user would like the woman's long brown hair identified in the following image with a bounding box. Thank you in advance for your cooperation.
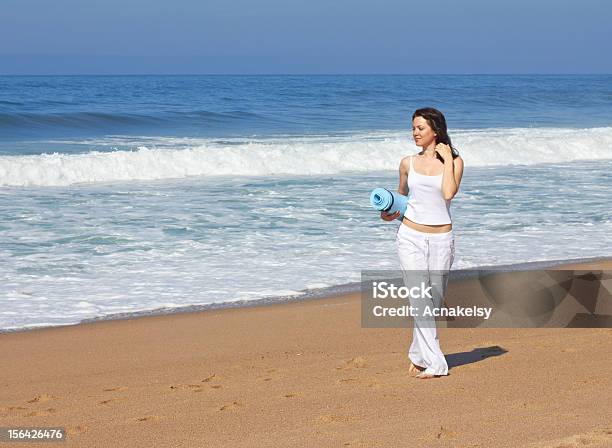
[412,107,460,163]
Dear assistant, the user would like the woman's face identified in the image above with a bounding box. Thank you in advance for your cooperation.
[412,116,437,148]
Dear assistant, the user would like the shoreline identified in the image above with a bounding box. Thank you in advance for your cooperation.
[2,254,611,335]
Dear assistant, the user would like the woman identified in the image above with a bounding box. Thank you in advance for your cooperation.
[381,107,464,379]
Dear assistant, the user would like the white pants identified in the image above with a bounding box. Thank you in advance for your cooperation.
[396,223,455,376]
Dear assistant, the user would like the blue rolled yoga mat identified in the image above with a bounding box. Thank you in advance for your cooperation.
[370,188,408,221]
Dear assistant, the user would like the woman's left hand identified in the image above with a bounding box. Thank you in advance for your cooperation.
[435,143,453,162]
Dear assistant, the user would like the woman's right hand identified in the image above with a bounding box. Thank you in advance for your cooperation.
[380,210,401,221]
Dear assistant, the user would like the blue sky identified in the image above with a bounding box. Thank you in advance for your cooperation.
[1,0,610,74]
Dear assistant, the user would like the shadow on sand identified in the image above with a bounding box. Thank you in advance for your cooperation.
[446,345,508,370]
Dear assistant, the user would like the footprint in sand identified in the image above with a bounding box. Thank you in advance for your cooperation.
[0,406,28,417]
[27,394,57,403]
[342,440,375,447]
[65,425,88,435]
[218,401,243,411]
[102,386,128,392]
[381,393,403,401]
[135,415,163,422]
[573,376,604,386]
[24,408,57,417]
[561,348,578,353]
[98,397,126,405]
[202,373,222,382]
[169,383,207,392]
[337,375,382,389]
[435,425,459,440]
[282,393,300,398]
[169,373,225,392]
[201,373,225,389]
[257,368,286,382]
[366,378,382,389]
[316,414,354,424]
[336,357,367,370]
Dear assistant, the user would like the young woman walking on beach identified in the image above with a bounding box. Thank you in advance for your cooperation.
[381,107,464,379]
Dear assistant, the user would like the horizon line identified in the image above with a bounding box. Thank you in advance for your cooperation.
[1,73,611,77]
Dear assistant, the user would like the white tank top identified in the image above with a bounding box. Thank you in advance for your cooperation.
[404,155,452,225]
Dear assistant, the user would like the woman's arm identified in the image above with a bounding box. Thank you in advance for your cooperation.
[397,157,409,195]
[380,158,410,221]
[441,155,464,200]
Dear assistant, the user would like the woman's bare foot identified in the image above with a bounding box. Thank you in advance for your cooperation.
[415,372,436,379]
[408,362,426,375]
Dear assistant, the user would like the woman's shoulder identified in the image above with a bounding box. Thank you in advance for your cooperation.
[402,152,421,162]
[400,155,413,168]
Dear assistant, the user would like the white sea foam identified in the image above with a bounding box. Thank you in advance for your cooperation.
[1,127,612,187]
[0,159,610,331]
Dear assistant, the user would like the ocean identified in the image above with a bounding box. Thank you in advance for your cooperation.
[1,75,611,331]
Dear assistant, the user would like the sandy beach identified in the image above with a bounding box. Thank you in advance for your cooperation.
[1,259,611,448]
